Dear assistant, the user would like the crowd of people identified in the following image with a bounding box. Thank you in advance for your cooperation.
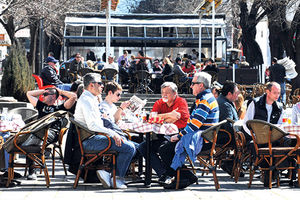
[41,49,254,96]
[10,48,298,189]
[21,65,300,189]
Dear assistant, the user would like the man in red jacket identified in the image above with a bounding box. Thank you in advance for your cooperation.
[138,82,190,183]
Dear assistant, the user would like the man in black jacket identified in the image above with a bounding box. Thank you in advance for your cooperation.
[268,57,286,104]
[40,56,71,90]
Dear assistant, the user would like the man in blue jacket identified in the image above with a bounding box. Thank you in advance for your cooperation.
[160,72,219,189]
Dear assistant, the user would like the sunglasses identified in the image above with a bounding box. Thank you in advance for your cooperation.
[115,93,121,97]
[93,82,103,86]
[76,56,81,58]
[43,92,55,96]
[191,82,202,86]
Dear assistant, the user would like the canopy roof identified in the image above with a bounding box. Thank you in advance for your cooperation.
[64,13,227,48]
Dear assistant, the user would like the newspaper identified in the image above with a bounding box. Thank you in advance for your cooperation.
[127,95,147,114]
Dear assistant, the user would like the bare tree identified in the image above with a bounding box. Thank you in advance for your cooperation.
[0,0,100,72]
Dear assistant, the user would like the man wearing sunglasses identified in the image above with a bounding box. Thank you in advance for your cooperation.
[160,72,219,189]
[100,81,130,123]
[27,87,77,119]
[25,87,77,179]
[74,73,136,189]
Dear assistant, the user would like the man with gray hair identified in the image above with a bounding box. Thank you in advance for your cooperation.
[74,73,136,189]
[160,72,219,189]
[137,82,190,183]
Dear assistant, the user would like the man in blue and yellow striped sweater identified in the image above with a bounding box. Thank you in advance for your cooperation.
[160,72,219,189]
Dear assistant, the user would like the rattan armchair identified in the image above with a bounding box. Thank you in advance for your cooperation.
[246,119,300,188]
[175,120,227,190]
[69,117,118,189]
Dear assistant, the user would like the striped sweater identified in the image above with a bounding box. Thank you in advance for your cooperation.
[178,89,219,138]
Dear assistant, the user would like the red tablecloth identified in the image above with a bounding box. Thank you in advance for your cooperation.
[118,121,178,135]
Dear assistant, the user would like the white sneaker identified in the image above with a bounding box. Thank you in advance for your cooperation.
[96,170,111,188]
[111,177,127,189]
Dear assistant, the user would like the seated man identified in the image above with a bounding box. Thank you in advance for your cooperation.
[40,56,72,90]
[69,53,84,80]
[242,82,283,142]
[138,82,190,182]
[217,81,240,145]
[216,81,240,175]
[242,82,284,187]
[26,87,77,179]
[74,73,136,189]
[161,72,219,189]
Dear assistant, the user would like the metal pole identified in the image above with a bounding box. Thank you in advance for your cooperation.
[233,63,235,82]
[39,18,44,73]
[199,14,202,62]
[105,0,111,63]
[212,0,215,60]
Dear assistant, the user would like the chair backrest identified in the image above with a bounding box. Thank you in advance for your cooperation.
[3,111,68,153]
[201,120,227,142]
[246,119,286,144]
[135,70,150,81]
[101,68,118,81]
[78,68,94,77]
[8,107,38,123]
[22,111,68,139]
[205,71,218,82]
[32,74,44,89]
[69,117,95,142]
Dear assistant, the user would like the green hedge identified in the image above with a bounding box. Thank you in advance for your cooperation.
[1,44,35,101]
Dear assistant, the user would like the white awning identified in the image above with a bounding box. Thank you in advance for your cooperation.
[65,16,226,28]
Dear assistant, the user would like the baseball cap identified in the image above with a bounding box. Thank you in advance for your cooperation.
[45,56,59,63]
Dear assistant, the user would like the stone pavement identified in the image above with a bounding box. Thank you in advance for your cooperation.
[1,159,300,200]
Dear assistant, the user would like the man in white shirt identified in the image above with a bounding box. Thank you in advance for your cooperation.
[103,55,119,72]
[74,73,136,189]
[242,82,283,141]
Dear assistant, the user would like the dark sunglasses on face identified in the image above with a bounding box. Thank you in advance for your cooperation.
[115,93,121,97]
[191,82,202,86]
[93,82,103,86]
[43,92,55,96]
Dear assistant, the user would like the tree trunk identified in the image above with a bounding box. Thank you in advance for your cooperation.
[239,0,264,67]
[44,28,62,60]
[29,19,40,74]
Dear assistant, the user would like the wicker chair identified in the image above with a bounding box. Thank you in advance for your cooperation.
[135,70,152,94]
[101,68,118,85]
[69,117,118,189]
[246,119,300,189]
[4,110,68,187]
[175,120,227,190]
[228,119,251,183]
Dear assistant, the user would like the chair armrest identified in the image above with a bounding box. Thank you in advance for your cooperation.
[218,129,232,149]
[122,130,132,141]
[58,127,68,145]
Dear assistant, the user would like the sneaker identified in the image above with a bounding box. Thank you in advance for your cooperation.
[158,174,173,185]
[96,170,111,188]
[111,177,127,189]
[27,172,37,180]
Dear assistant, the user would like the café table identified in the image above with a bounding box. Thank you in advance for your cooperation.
[280,124,300,135]
[118,121,178,187]
[0,114,25,169]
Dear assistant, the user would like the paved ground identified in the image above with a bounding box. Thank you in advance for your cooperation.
[1,158,300,200]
